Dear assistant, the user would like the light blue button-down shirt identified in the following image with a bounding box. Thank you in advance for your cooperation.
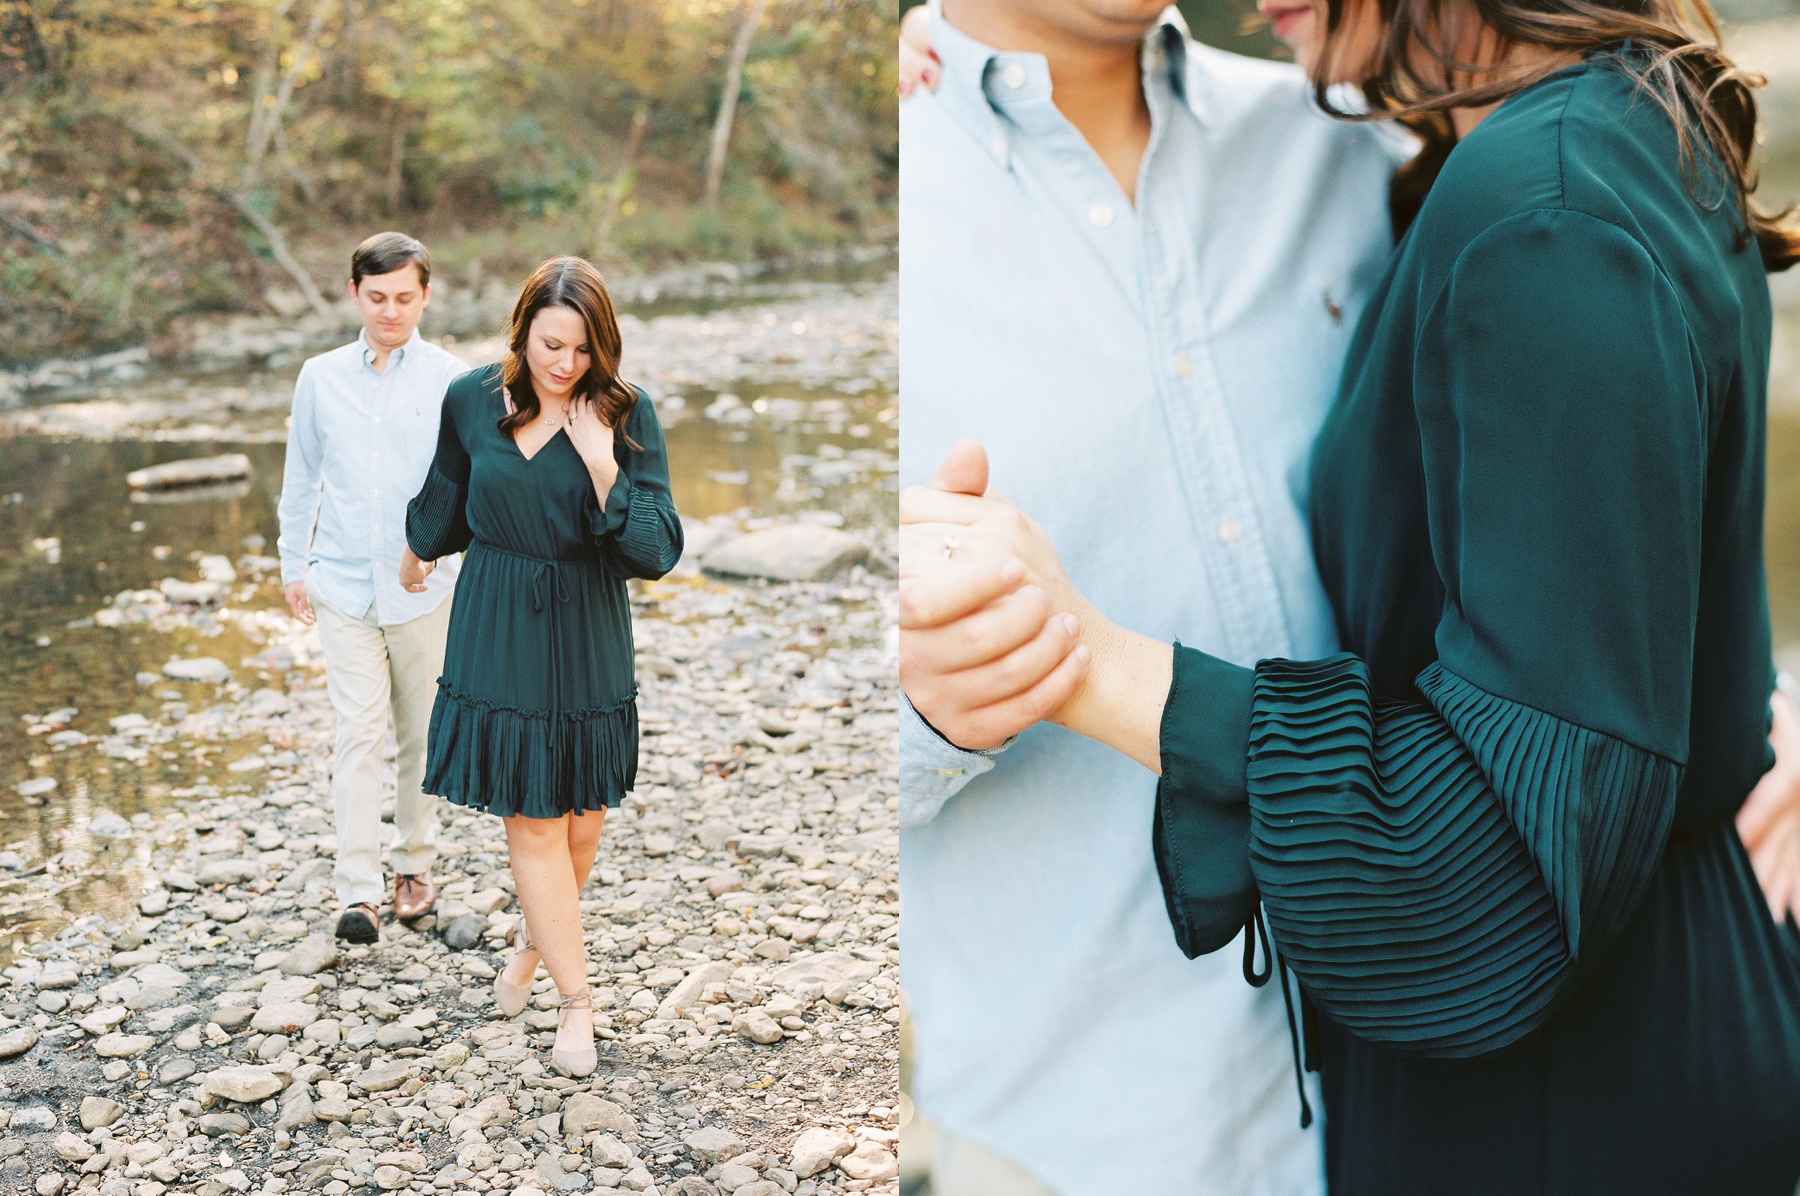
[899,9,1407,1194]
[277,327,469,625]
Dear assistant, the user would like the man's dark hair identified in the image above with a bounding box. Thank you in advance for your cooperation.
[350,232,431,289]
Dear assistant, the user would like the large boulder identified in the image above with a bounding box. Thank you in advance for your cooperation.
[700,525,868,582]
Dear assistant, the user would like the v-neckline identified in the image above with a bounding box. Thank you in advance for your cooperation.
[497,376,566,463]
[512,425,565,464]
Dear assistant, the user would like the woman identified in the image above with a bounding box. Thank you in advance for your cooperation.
[400,256,683,1077]
[899,0,1800,1191]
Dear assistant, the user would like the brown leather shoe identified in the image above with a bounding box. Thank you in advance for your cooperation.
[394,873,435,920]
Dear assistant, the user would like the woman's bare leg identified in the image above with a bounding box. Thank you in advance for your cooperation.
[569,807,607,890]
[499,807,607,988]
[502,811,603,1057]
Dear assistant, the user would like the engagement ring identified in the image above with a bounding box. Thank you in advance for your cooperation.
[944,536,960,559]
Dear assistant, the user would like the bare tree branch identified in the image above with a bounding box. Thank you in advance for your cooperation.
[116,115,335,321]
[0,200,67,254]
[244,0,334,190]
[702,0,766,209]
[273,115,320,206]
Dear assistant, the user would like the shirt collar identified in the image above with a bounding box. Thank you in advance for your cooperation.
[926,1,1196,166]
[357,325,422,370]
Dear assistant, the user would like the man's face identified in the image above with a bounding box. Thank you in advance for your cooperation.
[349,264,429,350]
[958,0,1169,48]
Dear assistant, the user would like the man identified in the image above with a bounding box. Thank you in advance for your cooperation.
[277,231,469,943]
[896,1,1405,1192]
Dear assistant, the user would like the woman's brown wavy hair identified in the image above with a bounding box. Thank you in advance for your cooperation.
[499,255,641,448]
[1315,0,1800,271]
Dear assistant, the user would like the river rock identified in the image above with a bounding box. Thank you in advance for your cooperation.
[657,961,732,1022]
[138,889,170,916]
[162,869,198,891]
[731,1009,783,1045]
[162,656,232,683]
[682,1126,742,1164]
[250,1002,318,1033]
[278,935,338,976]
[77,1006,130,1034]
[836,1140,897,1181]
[51,1132,94,1162]
[93,1032,155,1057]
[788,1128,853,1178]
[86,810,132,839]
[700,525,869,581]
[14,777,56,798]
[441,913,488,950]
[561,1093,634,1137]
[125,453,252,490]
[35,1175,65,1196]
[198,1112,253,1136]
[10,1106,55,1131]
[204,1066,284,1103]
[353,1062,411,1093]
[78,1097,124,1130]
[36,963,79,989]
[195,858,258,886]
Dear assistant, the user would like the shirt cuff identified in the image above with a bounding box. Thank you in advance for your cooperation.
[279,560,307,587]
[1152,642,1260,958]
[898,696,1013,828]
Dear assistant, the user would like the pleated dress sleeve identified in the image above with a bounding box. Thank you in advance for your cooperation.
[586,386,684,579]
[1153,209,1708,1061]
[406,376,475,561]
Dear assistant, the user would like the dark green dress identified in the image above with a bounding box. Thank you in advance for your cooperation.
[405,362,683,818]
[1152,55,1800,1193]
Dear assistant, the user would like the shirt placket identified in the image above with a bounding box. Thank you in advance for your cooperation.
[1137,85,1296,664]
[369,354,392,618]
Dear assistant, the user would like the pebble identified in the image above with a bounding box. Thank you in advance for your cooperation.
[91,1031,155,1057]
[77,1096,123,1130]
[203,1065,284,1103]
[789,1129,853,1178]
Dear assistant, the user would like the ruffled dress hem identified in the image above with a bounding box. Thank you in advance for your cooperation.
[421,678,638,818]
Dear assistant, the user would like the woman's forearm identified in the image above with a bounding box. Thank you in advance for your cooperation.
[587,460,621,505]
[1050,602,1172,774]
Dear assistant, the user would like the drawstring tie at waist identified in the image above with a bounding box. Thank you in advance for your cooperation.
[530,559,573,612]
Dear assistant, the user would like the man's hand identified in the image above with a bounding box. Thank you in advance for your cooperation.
[898,438,1088,750]
[399,547,436,594]
[284,581,316,626]
[1738,683,1800,926]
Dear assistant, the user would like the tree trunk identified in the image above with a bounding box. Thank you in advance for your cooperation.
[245,0,334,190]
[595,106,649,257]
[701,0,765,209]
[384,112,406,214]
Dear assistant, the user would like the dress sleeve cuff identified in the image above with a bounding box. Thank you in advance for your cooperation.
[1153,642,1259,958]
[589,468,635,539]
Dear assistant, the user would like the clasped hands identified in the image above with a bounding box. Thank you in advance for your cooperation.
[898,438,1095,751]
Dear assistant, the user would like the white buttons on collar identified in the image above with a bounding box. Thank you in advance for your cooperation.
[1002,63,1028,89]
[1088,204,1114,229]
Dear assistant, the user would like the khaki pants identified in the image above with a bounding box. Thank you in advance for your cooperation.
[932,1126,1060,1196]
[311,583,451,909]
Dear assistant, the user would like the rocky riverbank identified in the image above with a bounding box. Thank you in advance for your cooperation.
[0,543,900,1196]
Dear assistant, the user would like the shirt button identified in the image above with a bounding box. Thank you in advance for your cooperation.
[990,135,1006,157]
[1174,354,1192,381]
[1218,516,1241,544]
[1088,203,1114,228]
[1002,63,1028,89]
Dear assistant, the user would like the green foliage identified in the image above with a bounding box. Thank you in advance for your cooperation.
[0,0,897,363]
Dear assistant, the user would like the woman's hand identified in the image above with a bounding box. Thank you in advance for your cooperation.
[899,437,1171,773]
[399,546,436,593]
[568,395,621,499]
[1738,682,1800,926]
[898,4,939,99]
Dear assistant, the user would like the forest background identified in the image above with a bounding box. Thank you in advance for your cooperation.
[0,0,897,364]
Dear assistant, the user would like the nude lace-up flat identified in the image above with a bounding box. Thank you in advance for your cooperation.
[493,917,535,1018]
[550,986,597,1078]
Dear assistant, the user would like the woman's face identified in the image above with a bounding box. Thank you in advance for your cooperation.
[1260,0,1386,85]
[525,305,592,402]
